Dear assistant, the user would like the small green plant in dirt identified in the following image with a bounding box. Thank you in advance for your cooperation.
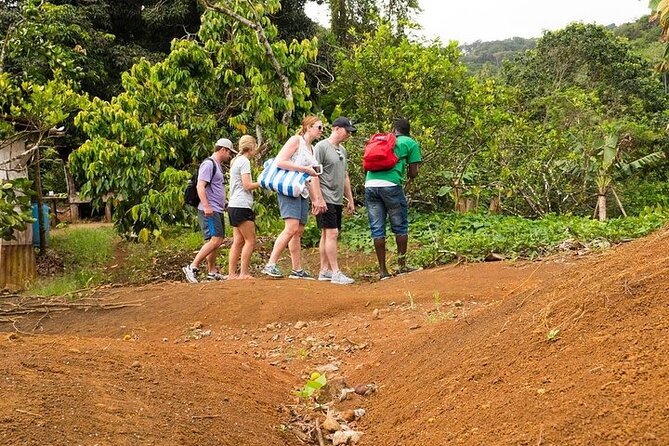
[286,347,309,360]
[433,291,441,306]
[295,372,327,401]
[426,292,456,323]
[547,328,561,343]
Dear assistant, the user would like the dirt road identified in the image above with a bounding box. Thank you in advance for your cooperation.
[2,228,668,445]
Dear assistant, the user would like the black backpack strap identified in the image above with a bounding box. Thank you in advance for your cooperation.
[202,157,217,187]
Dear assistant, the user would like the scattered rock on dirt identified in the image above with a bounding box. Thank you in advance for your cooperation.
[322,415,340,432]
[354,383,377,397]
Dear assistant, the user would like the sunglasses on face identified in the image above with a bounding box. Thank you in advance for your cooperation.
[313,124,323,131]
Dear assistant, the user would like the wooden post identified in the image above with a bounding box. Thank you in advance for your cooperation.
[105,200,112,223]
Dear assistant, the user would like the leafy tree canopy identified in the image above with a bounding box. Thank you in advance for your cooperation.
[70,0,317,239]
[325,23,517,210]
[501,23,667,118]
[0,1,90,239]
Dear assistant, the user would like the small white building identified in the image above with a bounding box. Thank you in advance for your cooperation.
[0,138,35,290]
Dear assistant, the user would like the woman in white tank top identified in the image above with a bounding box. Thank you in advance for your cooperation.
[261,116,327,279]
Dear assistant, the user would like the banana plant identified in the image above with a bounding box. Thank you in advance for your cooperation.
[593,132,665,221]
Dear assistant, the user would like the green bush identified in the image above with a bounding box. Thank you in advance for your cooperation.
[339,208,669,267]
[617,179,669,215]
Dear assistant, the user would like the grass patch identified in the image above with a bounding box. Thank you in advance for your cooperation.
[28,225,117,297]
[117,226,218,284]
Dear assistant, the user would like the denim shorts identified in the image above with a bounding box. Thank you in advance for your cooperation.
[278,194,309,225]
[364,186,408,239]
[198,210,225,240]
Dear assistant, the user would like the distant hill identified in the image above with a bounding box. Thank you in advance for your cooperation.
[460,36,536,73]
[461,15,663,75]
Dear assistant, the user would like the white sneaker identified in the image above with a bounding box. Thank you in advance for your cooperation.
[331,270,354,285]
[182,265,198,283]
[318,270,333,281]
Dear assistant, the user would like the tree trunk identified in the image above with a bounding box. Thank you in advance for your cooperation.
[489,196,501,214]
[453,186,466,213]
[64,163,79,222]
[331,0,349,44]
[597,193,607,222]
[105,200,112,223]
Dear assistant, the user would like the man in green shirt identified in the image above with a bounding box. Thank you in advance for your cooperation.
[364,119,422,280]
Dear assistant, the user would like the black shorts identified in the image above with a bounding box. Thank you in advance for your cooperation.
[316,203,343,230]
[228,207,255,227]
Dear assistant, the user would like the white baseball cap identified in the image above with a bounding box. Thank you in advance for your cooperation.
[215,138,237,153]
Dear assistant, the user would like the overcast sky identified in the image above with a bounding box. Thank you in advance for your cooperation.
[305,0,652,45]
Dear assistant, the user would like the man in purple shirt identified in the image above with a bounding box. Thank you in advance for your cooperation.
[183,138,237,283]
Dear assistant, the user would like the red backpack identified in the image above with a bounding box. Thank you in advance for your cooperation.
[362,133,398,172]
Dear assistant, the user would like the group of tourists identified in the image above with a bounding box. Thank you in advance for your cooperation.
[182,116,422,285]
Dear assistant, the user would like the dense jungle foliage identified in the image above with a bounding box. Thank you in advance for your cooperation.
[1,0,669,244]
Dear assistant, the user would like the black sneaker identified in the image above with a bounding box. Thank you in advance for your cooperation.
[379,272,392,281]
[289,269,315,280]
[396,266,423,275]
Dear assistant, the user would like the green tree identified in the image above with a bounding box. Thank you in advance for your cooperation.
[497,23,669,216]
[589,132,663,221]
[0,1,89,247]
[317,0,419,45]
[272,0,317,41]
[70,0,317,239]
[325,24,514,211]
[502,23,667,117]
[650,0,669,70]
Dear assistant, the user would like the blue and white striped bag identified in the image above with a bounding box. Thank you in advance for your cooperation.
[258,158,311,197]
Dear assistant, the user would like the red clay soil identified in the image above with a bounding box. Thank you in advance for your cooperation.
[1,228,668,445]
